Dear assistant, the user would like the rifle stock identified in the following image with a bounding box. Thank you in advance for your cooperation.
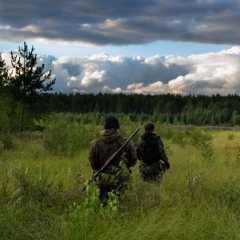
[82,127,140,192]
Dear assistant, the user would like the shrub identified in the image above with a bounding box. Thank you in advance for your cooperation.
[0,133,16,151]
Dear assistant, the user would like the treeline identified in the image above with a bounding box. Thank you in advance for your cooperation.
[47,92,240,126]
[1,42,240,131]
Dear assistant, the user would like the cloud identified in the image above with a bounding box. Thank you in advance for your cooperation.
[2,46,240,95]
[0,0,240,46]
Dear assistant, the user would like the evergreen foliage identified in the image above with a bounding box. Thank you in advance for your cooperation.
[47,93,240,126]
[0,42,56,132]
[0,54,9,88]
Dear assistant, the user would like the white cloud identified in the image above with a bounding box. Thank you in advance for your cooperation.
[2,46,240,95]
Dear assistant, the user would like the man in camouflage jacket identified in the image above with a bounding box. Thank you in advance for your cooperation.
[136,123,170,183]
[89,117,137,204]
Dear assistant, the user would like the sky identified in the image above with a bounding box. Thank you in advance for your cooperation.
[0,0,240,95]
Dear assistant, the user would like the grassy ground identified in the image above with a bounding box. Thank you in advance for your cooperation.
[0,126,240,239]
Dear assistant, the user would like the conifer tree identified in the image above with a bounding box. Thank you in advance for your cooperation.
[4,42,56,131]
[0,54,9,88]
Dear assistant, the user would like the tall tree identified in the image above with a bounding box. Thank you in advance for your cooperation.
[5,42,56,131]
[0,54,11,131]
[0,54,9,88]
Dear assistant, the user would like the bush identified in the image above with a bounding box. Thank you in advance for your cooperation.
[0,133,16,151]
[43,113,100,157]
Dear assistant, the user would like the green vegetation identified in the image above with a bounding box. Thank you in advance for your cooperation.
[0,42,55,132]
[47,93,240,126]
[0,42,240,239]
[0,116,239,239]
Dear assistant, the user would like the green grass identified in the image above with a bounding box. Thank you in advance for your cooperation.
[0,126,240,240]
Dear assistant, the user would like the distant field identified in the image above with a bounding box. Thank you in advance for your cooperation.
[0,124,239,239]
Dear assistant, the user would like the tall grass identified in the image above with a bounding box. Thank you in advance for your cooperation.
[0,120,239,239]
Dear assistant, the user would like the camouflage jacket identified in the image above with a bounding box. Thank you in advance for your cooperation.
[89,129,137,186]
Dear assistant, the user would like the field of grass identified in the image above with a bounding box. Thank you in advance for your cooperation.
[0,124,240,240]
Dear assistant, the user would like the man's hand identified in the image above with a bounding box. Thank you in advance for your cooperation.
[161,161,170,172]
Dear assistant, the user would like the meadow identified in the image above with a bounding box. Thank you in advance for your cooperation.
[0,115,240,240]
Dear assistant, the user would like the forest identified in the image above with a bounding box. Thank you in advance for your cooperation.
[48,92,240,126]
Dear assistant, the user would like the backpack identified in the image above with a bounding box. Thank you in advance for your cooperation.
[140,136,160,164]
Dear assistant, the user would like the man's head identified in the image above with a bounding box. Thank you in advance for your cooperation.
[144,123,155,132]
[104,116,120,130]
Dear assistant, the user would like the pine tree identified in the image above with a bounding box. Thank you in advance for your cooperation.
[4,42,56,131]
[0,54,9,88]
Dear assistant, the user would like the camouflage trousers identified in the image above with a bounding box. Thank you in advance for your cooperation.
[139,161,163,183]
[98,168,131,204]
[99,184,128,206]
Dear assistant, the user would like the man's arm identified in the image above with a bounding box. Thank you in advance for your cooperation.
[89,141,100,171]
[158,138,170,170]
[136,137,143,160]
[126,140,138,167]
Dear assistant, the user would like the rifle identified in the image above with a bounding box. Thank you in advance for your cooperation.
[82,127,140,192]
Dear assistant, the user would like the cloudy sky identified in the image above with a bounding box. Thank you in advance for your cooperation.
[1,0,240,95]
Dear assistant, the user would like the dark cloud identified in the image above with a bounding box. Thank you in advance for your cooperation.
[1,0,240,45]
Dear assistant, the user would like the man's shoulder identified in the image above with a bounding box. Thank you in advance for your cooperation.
[141,132,160,141]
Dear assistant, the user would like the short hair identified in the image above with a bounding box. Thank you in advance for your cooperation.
[144,123,155,132]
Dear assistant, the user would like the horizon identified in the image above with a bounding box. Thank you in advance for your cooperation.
[1,0,240,95]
